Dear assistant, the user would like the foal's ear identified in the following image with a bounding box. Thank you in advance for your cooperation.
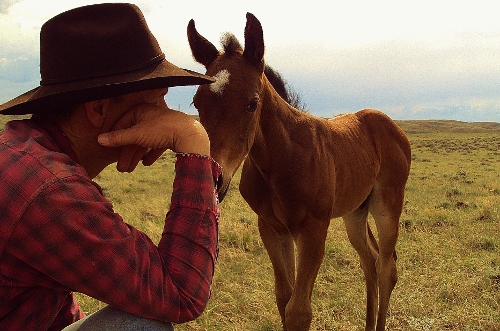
[243,12,265,67]
[187,19,219,67]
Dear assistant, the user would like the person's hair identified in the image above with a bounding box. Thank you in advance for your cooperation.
[31,103,79,123]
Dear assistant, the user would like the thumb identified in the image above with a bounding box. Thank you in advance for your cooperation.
[97,107,139,147]
[98,128,139,147]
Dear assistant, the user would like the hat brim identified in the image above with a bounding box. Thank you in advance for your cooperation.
[0,59,214,115]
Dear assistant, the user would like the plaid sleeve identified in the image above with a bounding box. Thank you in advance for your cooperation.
[158,154,222,321]
[6,153,222,324]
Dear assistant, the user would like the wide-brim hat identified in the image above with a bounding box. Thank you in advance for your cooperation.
[0,3,214,115]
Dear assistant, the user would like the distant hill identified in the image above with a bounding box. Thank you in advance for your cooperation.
[0,115,499,135]
[395,120,500,134]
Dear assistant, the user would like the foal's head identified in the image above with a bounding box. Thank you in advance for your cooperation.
[188,13,266,199]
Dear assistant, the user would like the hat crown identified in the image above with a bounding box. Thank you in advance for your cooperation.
[40,3,164,85]
[0,3,214,115]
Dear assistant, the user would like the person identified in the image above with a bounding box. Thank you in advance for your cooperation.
[0,3,222,331]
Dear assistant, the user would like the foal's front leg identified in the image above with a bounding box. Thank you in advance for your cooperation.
[258,216,295,329]
[285,218,329,331]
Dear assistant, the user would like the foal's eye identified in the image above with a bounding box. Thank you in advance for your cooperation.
[246,98,259,112]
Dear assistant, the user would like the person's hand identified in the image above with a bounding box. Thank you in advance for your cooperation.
[98,103,210,172]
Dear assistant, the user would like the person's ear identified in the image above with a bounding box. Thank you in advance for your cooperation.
[84,99,111,128]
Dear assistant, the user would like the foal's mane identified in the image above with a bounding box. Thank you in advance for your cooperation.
[220,33,306,110]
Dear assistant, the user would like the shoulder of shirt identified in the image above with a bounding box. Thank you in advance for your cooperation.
[0,120,94,197]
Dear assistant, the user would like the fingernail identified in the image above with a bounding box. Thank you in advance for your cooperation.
[98,134,109,146]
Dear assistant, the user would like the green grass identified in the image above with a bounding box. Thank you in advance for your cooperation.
[1,116,499,330]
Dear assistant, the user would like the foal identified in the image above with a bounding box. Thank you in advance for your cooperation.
[188,13,411,331]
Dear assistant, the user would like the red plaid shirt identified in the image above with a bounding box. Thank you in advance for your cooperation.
[0,119,221,331]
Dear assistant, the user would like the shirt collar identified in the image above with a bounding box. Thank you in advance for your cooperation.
[32,118,80,164]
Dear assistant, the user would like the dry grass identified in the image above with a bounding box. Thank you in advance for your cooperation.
[2,116,498,330]
[91,125,499,330]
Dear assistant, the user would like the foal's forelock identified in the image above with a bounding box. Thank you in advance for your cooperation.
[221,33,243,55]
[205,34,241,96]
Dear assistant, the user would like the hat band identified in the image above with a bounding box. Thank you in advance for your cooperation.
[40,53,166,86]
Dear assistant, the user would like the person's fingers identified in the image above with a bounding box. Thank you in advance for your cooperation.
[116,145,148,172]
[126,146,149,172]
[97,103,210,155]
[98,105,167,148]
[142,148,167,167]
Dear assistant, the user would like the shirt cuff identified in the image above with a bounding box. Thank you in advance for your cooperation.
[170,153,222,210]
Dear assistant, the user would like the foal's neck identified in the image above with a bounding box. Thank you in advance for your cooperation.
[259,77,309,132]
[251,78,310,160]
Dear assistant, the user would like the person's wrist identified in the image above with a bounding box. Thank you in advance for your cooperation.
[176,129,210,155]
[172,119,209,155]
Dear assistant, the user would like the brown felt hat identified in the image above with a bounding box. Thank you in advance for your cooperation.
[0,3,214,115]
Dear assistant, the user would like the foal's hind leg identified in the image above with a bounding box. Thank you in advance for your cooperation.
[343,203,380,331]
[258,216,295,329]
[369,184,402,331]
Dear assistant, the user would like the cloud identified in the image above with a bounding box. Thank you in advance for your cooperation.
[1,0,499,122]
[0,0,21,14]
[0,5,40,103]
[0,56,38,83]
[261,32,500,122]
[0,55,39,104]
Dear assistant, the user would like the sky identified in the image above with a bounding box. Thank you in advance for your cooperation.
[1,0,499,122]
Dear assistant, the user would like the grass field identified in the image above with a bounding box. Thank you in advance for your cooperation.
[82,119,500,331]
[2,116,499,330]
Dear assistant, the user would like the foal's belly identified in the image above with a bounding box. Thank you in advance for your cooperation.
[265,181,372,230]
